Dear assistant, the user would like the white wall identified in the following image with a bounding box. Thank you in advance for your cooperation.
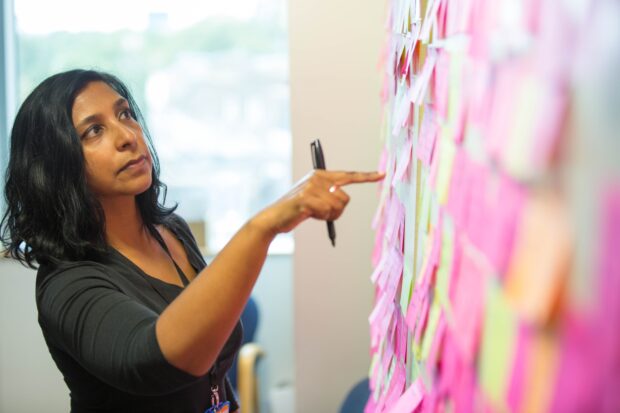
[0,259,69,413]
[288,0,386,411]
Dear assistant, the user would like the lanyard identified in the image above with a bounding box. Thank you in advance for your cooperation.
[149,225,191,287]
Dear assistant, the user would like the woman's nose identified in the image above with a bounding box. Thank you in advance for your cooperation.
[115,122,138,149]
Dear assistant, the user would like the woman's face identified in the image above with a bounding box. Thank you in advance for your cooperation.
[72,81,153,200]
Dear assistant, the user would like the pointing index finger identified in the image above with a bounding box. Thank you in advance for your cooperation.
[331,171,386,186]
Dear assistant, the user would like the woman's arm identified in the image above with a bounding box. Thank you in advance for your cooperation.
[156,170,384,376]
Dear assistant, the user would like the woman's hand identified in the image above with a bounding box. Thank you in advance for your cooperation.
[251,170,385,236]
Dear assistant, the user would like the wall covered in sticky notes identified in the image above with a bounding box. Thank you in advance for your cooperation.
[367,0,620,412]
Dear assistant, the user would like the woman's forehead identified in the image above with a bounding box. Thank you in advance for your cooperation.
[72,81,125,124]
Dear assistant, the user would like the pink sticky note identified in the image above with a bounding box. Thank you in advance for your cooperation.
[369,359,380,397]
[507,323,529,413]
[464,162,489,251]
[436,0,448,38]
[549,316,599,413]
[393,138,414,186]
[451,361,476,413]
[412,49,439,104]
[425,314,446,376]
[384,248,404,303]
[433,50,449,120]
[384,361,408,411]
[372,220,386,268]
[429,217,443,269]
[449,245,485,363]
[548,185,620,413]
[378,147,389,173]
[482,175,526,275]
[387,378,425,413]
[420,0,442,42]
[369,293,389,330]
[381,341,396,374]
[469,0,492,59]
[418,222,442,289]
[484,64,519,161]
[404,25,422,77]
[598,185,620,349]
[428,134,441,188]
[413,292,431,344]
[405,229,439,332]
[437,331,462,396]
[419,389,440,413]
[396,313,408,361]
[417,107,439,167]
[405,288,424,331]
[447,148,474,231]
[370,250,387,285]
[365,393,379,413]
[465,59,492,129]
[393,84,413,136]
[382,194,397,243]
[531,86,567,171]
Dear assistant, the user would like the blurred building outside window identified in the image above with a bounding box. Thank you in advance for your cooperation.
[13,0,293,254]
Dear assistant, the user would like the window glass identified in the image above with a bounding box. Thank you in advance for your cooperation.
[14,0,292,254]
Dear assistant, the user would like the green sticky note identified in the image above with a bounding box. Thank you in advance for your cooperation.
[400,182,417,313]
[400,258,415,314]
[421,299,442,360]
[435,134,457,205]
[435,214,454,310]
[479,280,517,410]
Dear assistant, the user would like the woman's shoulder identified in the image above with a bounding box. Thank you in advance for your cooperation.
[163,213,192,236]
[163,213,201,248]
[162,213,206,267]
[36,259,120,296]
[37,259,109,278]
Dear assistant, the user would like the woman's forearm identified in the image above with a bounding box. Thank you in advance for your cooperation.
[155,170,383,376]
[156,213,276,376]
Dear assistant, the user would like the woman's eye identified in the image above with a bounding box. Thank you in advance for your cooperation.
[120,109,133,120]
[83,125,103,139]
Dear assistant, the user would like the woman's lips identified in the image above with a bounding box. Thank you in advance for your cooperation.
[119,155,147,173]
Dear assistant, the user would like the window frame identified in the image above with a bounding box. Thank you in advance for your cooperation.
[1,0,17,201]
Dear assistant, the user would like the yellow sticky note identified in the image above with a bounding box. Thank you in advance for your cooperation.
[479,280,518,411]
[435,134,457,205]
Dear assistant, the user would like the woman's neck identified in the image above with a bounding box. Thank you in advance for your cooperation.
[99,196,152,252]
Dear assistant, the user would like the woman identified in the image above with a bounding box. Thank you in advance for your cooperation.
[0,69,383,412]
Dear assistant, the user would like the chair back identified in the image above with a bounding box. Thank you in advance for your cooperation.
[229,296,260,389]
[339,378,370,413]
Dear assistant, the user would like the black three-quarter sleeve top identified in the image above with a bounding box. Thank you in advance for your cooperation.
[35,214,243,412]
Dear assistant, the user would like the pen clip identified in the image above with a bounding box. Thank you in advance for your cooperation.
[311,139,326,170]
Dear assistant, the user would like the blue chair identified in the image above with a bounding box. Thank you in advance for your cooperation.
[339,378,370,413]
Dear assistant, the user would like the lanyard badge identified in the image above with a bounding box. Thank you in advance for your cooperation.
[205,384,230,413]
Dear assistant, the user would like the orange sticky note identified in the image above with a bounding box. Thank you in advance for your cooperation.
[504,190,572,326]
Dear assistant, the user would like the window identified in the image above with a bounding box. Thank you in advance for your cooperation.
[13,0,292,254]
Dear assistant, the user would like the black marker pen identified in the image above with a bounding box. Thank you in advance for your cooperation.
[310,139,336,247]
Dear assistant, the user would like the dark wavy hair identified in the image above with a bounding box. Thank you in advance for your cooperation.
[0,69,176,268]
